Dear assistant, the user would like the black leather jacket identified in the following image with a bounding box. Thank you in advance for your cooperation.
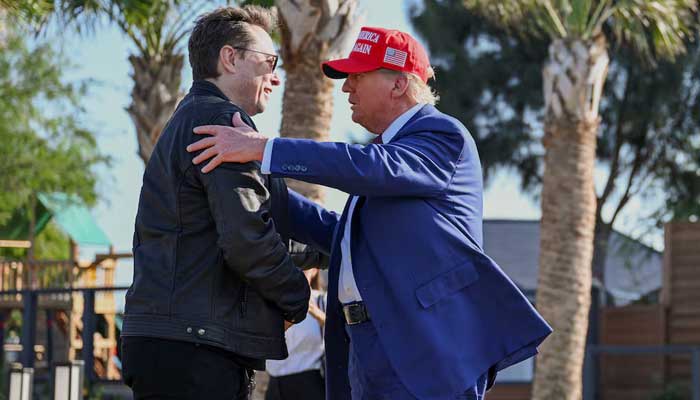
[123,80,322,364]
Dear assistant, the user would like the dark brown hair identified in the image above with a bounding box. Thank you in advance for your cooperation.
[188,6,277,81]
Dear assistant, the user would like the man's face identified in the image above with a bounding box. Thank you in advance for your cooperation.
[341,70,396,133]
[231,25,280,116]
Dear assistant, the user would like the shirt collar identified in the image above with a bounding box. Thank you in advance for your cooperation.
[380,103,425,144]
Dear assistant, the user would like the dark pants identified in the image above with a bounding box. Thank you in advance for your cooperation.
[265,370,325,400]
[121,336,252,400]
[345,321,489,400]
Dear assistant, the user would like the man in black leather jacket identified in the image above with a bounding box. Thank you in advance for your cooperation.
[121,6,322,399]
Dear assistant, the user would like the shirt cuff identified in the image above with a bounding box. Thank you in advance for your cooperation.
[261,138,275,175]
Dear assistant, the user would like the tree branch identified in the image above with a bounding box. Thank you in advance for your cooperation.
[609,114,653,225]
[598,66,633,212]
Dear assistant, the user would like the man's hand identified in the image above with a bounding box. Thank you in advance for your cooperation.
[308,298,326,327]
[284,320,293,331]
[187,112,268,173]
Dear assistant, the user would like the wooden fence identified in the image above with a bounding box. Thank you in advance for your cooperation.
[664,222,700,389]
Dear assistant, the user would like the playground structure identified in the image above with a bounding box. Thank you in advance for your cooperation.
[0,243,131,384]
[0,193,131,392]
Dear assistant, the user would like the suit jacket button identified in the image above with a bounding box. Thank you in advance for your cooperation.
[295,165,302,171]
[186,327,192,334]
[197,328,206,336]
[301,166,308,172]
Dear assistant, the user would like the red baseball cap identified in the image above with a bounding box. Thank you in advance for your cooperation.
[322,26,432,83]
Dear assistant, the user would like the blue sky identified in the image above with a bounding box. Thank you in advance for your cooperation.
[55,0,618,287]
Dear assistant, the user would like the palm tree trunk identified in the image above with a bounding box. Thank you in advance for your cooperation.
[279,55,335,203]
[532,36,608,400]
[127,53,184,164]
[277,0,359,204]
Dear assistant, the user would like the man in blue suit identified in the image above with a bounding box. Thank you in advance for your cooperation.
[187,26,552,400]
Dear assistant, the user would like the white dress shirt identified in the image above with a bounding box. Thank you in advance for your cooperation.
[261,103,425,304]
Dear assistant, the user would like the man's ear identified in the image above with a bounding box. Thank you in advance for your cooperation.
[391,73,409,99]
[219,45,237,74]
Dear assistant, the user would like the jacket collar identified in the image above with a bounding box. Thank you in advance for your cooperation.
[381,103,425,144]
[390,104,438,142]
[189,80,230,101]
[188,80,257,131]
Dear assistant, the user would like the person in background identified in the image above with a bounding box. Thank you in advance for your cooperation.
[266,268,327,400]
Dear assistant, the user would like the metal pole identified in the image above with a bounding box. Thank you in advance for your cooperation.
[81,289,95,386]
[46,309,53,366]
[20,291,36,368]
[20,367,33,400]
[692,348,700,400]
[8,363,22,400]
[71,360,85,400]
[0,311,6,366]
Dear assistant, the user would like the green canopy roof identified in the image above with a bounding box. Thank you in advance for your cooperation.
[0,193,110,247]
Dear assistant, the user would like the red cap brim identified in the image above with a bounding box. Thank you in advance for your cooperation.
[321,58,381,79]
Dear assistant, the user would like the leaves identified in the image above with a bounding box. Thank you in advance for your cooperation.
[411,0,548,188]
[463,0,698,64]
[1,1,208,60]
[414,0,700,224]
[462,0,567,38]
[608,0,697,64]
[0,29,107,226]
[1,0,106,34]
[102,0,206,60]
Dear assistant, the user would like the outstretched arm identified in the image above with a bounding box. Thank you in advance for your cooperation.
[187,113,465,197]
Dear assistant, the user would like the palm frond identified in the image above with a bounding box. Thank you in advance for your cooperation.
[463,0,568,39]
[102,0,204,60]
[465,0,697,64]
[161,1,207,55]
[567,0,594,36]
[1,0,104,33]
[608,0,697,63]
[0,0,54,24]
[585,0,612,37]
[54,0,105,28]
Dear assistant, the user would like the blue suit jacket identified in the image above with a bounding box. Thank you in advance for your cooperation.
[270,105,552,399]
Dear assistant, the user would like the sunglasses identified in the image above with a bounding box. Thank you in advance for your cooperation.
[234,47,278,73]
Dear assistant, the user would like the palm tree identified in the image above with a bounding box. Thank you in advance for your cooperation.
[462,1,697,399]
[276,0,359,203]
[0,1,131,45]
[103,1,200,163]
[0,1,58,47]
[2,1,202,164]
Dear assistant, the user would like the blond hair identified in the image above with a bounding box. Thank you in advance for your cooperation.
[405,70,439,105]
[381,68,439,105]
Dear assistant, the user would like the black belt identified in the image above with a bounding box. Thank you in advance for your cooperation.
[342,302,370,325]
